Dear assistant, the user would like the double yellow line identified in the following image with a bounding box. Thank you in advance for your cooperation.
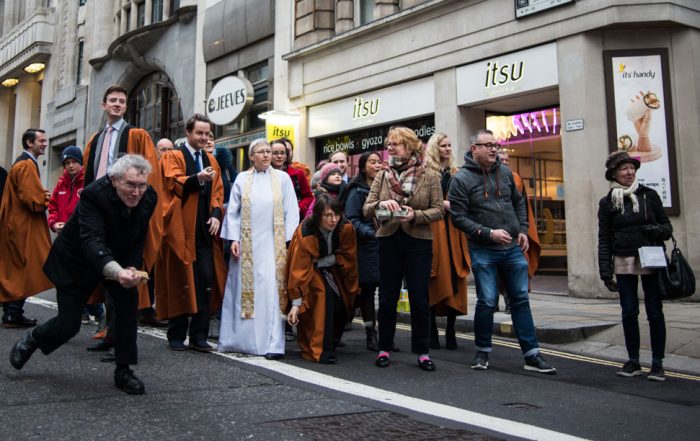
[390,321,700,382]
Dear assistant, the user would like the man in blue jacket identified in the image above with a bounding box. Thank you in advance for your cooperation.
[448,129,555,374]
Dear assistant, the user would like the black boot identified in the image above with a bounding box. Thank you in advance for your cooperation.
[504,294,511,314]
[445,313,457,350]
[10,329,38,370]
[365,327,378,352]
[114,367,145,395]
[429,309,440,350]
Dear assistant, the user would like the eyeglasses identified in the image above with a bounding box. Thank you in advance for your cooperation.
[254,149,272,155]
[474,142,501,150]
[120,181,149,192]
[386,142,404,148]
[271,151,287,156]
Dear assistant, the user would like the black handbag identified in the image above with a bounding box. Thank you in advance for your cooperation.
[661,235,696,300]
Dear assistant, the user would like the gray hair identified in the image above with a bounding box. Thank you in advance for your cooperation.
[470,129,494,145]
[108,154,152,179]
[248,138,270,156]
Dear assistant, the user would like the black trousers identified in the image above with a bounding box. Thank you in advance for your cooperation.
[33,281,138,365]
[377,229,432,354]
[168,235,214,343]
[320,275,347,363]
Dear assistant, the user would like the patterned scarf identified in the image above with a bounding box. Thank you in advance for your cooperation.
[239,170,288,319]
[610,177,640,214]
[382,155,423,205]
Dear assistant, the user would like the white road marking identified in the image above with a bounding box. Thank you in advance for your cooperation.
[28,297,588,441]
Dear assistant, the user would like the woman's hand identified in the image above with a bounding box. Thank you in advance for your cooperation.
[230,240,240,259]
[287,305,300,326]
[398,206,415,223]
[380,199,401,212]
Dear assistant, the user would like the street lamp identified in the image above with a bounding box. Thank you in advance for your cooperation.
[24,63,46,74]
[1,78,19,87]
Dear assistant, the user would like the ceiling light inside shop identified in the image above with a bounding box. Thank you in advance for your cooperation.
[1,78,19,87]
[24,63,46,73]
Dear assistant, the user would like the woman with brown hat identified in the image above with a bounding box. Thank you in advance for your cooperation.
[598,150,672,381]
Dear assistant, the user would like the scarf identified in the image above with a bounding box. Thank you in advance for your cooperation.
[382,155,423,205]
[610,178,639,214]
[239,169,288,319]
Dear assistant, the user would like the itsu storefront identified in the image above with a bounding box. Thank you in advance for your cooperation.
[308,77,435,177]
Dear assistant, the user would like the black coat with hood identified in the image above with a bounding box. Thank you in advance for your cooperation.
[343,179,379,285]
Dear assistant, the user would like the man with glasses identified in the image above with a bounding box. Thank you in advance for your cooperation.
[156,114,226,352]
[9,155,157,395]
[448,129,556,374]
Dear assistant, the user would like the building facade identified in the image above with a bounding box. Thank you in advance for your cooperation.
[278,0,700,298]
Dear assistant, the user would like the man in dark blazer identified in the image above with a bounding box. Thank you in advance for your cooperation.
[9,154,157,395]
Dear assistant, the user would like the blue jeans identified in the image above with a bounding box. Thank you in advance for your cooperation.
[469,246,539,357]
[616,273,665,362]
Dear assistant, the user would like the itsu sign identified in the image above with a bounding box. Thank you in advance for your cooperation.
[206,76,254,126]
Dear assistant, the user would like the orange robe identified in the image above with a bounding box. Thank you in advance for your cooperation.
[0,154,53,301]
[83,127,163,308]
[512,172,541,278]
[155,149,226,320]
[285,221,359,363]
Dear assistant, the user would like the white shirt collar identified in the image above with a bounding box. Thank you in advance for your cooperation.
[106,118,125,131]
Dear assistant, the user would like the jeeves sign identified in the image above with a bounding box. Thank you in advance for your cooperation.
[206,76,254,126]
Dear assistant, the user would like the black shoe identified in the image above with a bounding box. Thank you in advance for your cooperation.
[10,329,38,370]
[264,353,284,360]
[322,355,338,364]
[188,340,213,352]
[648,362,666,382]
[168,340,187,351]
[524,353,557,374]
[445,328,457,350]
[617,360,643,377]
[365,329,378,352]
[285,331,295,342]
[418,357,436,372]
[87,338,114,352]
[114,368,145,395]
[100,350,116,363]
[375,353,390,368]
[470,351,489,370]
[2,315,38,328]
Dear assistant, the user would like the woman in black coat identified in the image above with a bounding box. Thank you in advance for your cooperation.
[342,151,383,350]
[598,151,672,382]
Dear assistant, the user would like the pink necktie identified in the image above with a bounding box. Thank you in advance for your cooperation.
[96,126,113,179]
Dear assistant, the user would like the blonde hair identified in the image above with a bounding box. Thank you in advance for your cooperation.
[425,132,456,174]
[385,126,424,159]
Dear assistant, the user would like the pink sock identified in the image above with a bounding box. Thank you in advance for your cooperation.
[418,354,431,362]
[377,351,390,358]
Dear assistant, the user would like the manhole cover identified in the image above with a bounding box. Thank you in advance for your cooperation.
[266,411,503,440]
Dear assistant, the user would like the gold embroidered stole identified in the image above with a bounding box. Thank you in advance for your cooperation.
[239,170,288,319]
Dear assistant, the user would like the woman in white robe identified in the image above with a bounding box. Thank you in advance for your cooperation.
[218,138,300,358]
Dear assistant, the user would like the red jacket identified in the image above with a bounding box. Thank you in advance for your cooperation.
[48,167,85,232]
[287,165,314,219]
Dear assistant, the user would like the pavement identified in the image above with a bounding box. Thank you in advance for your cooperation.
[398,275,700,376]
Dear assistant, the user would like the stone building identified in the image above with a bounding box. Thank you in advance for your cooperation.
[276,0,700,298]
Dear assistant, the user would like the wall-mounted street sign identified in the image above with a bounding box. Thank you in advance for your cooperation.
[515,0,575,19]
[206,76,254,126]
[565,119,584,132]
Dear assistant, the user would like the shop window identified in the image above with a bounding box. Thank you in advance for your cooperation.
[152,0,164,23]
[126,72,184,143]
[487,106,567,274]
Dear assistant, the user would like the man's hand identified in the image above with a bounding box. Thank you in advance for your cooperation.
[207,217,220,236]
[53,222,65,233]
[287,305,300,326]
[116,268,141,288]
[517,233,529,253]
[490,229,512,244]
[603,277,619,292]
[230,240,240,259]
[197,166,216,183]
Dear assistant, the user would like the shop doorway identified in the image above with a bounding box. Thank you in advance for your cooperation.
[487,106,566,274]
